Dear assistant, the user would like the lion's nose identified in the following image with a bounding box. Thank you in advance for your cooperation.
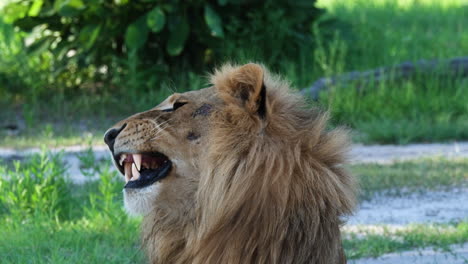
[104,123,127,152]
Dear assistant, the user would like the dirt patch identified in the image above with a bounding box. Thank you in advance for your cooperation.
[350,142,468,164]
[346,188,468,226]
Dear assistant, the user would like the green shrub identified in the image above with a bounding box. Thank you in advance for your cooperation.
[1,0,322,95]
[0,152,73,221]
[0,19,49,104]
[77,148,128,223]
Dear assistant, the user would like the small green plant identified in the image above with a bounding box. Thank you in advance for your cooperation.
[77,148,127,223]
[85,165,127,225]
[0,151,72,221]
[22,103,36,130]
[77,147,99,178]
[41,123,54,138]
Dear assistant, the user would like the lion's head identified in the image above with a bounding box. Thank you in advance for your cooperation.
[105,63,356,264]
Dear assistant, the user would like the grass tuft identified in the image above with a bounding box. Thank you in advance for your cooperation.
[343,222,468,259]
[351,158,468,199]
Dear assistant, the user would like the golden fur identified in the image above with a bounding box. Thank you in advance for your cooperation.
[106,63,356,264]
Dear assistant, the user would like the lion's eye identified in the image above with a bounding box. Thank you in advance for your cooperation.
[162,101,188,112]
[173,101,188,110]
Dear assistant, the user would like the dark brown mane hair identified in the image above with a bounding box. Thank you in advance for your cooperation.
[181,64,356,263]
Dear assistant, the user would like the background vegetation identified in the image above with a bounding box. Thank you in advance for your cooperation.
[1,0,467,147]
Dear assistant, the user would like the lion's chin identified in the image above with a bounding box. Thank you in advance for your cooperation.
[123,183,161,216]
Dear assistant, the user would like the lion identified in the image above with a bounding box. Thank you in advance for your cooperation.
[104,63,356,264]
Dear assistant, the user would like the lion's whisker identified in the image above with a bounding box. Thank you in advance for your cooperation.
[142,118,173,143]
[148,124,173,142]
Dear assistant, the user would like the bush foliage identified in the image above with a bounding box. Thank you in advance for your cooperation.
[1,0,322,95]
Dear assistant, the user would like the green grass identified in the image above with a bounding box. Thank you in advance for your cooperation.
[346,157,468,259]
[0,152,467,262]
[313,0,468,144]
[0,75,200,148]
[343,222,468,259]
[316,0,467,69]
[0,152,145,263]
[0,218,144,264]
[322,77,468,144]
[351,158,468,199]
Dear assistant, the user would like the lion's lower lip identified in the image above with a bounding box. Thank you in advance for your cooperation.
[124,160,172,189]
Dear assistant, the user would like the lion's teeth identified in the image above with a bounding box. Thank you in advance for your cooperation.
[124,162,132,182]
[133,154,142,171]
[119,154,127,166]
[132,163,140,180]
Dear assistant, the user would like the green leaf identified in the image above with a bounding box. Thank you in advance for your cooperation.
[204,5,224,38]
[0,22,15,47]
[166,19,189,56]
[147,7,166,33]
[291,0,318,8]
[14,16,63,32]
[218,0,229,5]
[2,3,29,23]
[125,17,149,51]
[115,0,129,5]
[28,0,44,17]
[13,17,39,32]
[54,0,85,17]
[79,24,102,50]
[27,36,54,55]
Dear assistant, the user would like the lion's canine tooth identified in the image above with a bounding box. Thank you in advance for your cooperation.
[124,162,132,182]
[133,154,142,171]
[132,163,140,180]
[119,154,127,166]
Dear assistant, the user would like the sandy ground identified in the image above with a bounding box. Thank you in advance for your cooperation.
[347,188,468,226]
[349,141,468,164]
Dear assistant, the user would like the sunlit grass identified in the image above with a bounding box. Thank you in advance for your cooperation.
[310,0,468,144]
[0,218,144,264]
[316,0,467,69]
[351,158,468,199]
[343,222,468,259]
[321,77,468,144]
[0,152,145,263]
[0,123,105,149]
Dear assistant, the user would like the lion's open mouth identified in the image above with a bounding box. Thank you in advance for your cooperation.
[115,152,172,189]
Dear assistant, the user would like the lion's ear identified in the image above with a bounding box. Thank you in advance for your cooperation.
[214,63,267,118]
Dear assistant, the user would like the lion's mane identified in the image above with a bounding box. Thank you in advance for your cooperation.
[142,64,356,264]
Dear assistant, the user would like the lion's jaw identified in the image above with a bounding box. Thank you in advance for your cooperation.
[123,183,161,216]
[122,157,199,216]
